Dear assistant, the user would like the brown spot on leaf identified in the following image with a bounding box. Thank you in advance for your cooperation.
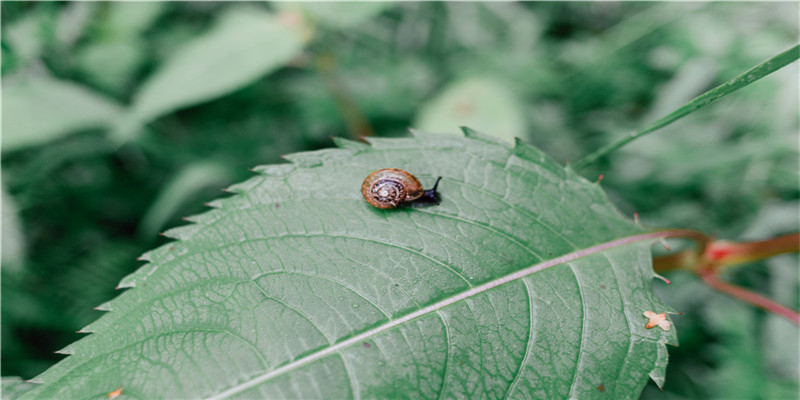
[108,387,122,399]
[643,311,671,330]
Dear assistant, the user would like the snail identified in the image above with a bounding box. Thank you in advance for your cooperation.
[361,169,442,209]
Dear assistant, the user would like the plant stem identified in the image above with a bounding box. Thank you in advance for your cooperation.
[652,249,698,273]
[315,52,375,139]
[699,268,800,326]
[572,43,800,170]
[704,232,800,268]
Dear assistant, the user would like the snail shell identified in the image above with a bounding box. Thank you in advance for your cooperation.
[361,168,424,209]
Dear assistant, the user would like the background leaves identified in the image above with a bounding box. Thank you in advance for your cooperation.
[2,75,122,151]
[115,6,306,140]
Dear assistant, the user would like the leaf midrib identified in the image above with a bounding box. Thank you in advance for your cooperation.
[207,231,671,400]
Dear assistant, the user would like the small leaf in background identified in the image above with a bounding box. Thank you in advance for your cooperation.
[640,57,718,123]
[54,2,94,49]
[117,6,306,140]
[22,133,676,399]
[274,2,393,29]
[74,2,166,95]
[2,75,123,152]
[414,76,526,143]
[75,39,147,95]
[102,2,166,39]
[1,188,26,273]
[4,11,47,64]
[137,162,232,240]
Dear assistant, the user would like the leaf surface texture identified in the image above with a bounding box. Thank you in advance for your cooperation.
[23,132,676,399]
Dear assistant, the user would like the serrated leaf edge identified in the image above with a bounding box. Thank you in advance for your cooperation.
[28,131,676,396]
[209,231,679,399]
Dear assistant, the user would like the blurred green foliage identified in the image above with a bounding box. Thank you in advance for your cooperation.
[1,2,797,399]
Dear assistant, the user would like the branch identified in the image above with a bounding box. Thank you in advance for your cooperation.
[315,52,375,139]
[704,232,800,268]
[699,268,800,326]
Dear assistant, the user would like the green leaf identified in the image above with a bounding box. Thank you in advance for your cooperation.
[75,39,147,95]
[137,161,233,240]
[1,75,123,152]
[414,77,526,143]
[573,43,800,170]
[2,377,37,400]
[274,2,393,29]
[116,7,305,140]
[103,2,167,39]
[4,12,47,63]
[22,132,676,399]
[1,188,26,272]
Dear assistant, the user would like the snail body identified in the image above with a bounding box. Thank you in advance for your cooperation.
[362,169,441,209]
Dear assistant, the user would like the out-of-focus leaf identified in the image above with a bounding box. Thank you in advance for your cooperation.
[2,75,123,152]
[1,188,26,272]
[76,39,146,94]
[414,76,526,143]
[138,162,232,240]
[23,132,675,399]
[275,2,393,29]
[116,7,305,140]
[73,2,164,94]
[104,2,166,39]
[54,2,94,48]
[4,12,46,63]
[641,57,718,123]
[2,377,37,400]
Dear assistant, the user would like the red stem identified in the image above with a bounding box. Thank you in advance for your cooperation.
[699,268,800,326]
[704,232,800,267]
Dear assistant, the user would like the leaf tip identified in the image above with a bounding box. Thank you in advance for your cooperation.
[251,164,296,176]
[459,126,475,137]
[407,127,424,137]
[332,136,369,151]
[281,152,323,168]
[162,224,202,241]
[204,200,223,209]
[137,251,152,262]
[653,272,671,285]
[648,339,671,388]
[460,126,508,145]
[117,280,136,289]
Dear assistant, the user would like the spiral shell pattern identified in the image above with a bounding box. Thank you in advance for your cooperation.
[370,179,406,208]
[361,168,424,209]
